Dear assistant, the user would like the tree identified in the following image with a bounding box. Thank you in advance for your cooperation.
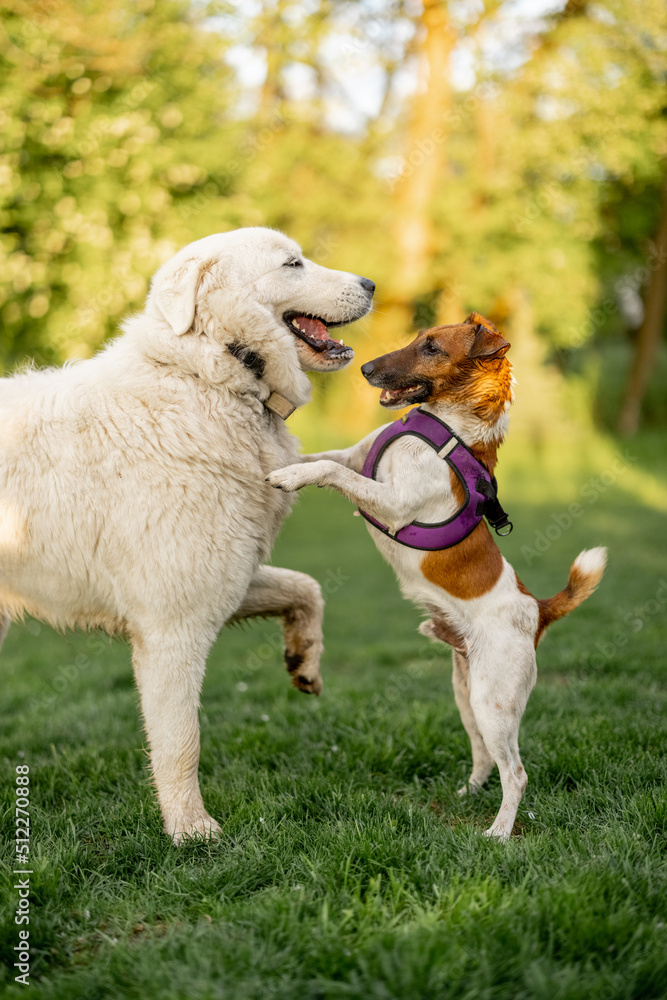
[2,0,666,439]
[618,178,667,435]
[0,0,237,368]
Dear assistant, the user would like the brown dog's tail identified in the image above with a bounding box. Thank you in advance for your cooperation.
[536,547,607,644]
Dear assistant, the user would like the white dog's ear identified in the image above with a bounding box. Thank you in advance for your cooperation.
[150,255,212,336]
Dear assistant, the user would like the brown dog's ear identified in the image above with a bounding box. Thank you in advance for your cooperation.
[468,323,511,360]
[465,311,498,332]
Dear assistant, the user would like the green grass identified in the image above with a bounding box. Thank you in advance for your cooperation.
[1,430,667,1000]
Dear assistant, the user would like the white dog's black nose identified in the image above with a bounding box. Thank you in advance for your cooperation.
[359,277,375,295]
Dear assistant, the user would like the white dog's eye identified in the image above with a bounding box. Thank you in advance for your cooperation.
[283,259,303,269]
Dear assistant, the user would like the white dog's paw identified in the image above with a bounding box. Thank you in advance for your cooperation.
[266,464,314,493]
[168,813,222,845]
[285,644,323,696]
[290,663,323,696]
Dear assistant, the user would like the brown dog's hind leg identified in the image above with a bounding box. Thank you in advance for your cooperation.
[467,639,536,840]
[451,649,495,795]
[419,619,494,795]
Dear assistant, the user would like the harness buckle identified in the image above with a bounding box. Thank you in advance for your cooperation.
[475,476,513,537]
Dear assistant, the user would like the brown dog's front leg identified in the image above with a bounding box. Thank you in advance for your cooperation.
[266,461,418,535]
[301,424,391,473]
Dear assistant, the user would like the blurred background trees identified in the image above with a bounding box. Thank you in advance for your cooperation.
[1,0,665,442]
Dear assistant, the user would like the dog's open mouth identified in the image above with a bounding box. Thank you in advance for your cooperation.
[379,384,430,408]
[283,312,354,363]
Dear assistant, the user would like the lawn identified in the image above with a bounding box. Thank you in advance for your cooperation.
[1,428,666,1000]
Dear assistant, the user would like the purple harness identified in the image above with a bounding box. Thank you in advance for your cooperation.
[359,407,512,551]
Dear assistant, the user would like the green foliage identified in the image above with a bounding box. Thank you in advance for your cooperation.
[0,0,237,366]
[0,0,665,415]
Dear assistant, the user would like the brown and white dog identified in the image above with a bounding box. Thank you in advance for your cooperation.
[268,313,607,840]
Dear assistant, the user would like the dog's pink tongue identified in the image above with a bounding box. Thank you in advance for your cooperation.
[294,315,329,342]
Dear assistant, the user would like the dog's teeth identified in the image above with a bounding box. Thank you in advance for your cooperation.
[292,319,300,329]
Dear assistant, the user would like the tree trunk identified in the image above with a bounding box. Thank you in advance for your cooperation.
[393,0,454,305]
[618,180,667,436]
[369,1,455,349]
[256,0,288,117]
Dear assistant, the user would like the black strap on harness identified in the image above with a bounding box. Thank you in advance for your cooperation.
[475,476,513,536]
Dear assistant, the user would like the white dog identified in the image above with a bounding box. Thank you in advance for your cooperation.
[0,227,374,842]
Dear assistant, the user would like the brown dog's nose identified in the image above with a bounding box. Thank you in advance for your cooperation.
[361,360,375,380]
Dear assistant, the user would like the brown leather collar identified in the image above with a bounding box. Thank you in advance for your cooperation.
[264,392,297,420]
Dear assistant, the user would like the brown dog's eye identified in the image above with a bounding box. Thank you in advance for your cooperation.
[421,340,441,356]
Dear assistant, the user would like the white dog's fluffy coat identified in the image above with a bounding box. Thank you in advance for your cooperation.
[0,227,373,841]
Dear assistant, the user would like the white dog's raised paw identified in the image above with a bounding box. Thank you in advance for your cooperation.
[290,669,323,696]
[285,650,323,696]
[169,813,222,845]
